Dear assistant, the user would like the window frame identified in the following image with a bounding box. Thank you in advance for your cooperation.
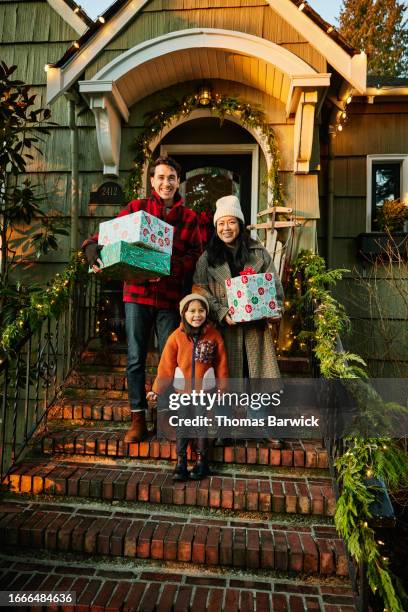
[366,154,408,231]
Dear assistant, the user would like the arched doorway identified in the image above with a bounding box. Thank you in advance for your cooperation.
[155,117,261,228]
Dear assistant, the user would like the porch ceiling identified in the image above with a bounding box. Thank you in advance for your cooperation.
[116,48,289,108]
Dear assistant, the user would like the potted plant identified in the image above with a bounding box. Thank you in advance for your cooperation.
[377,198,408,233]
[358,199,408,260]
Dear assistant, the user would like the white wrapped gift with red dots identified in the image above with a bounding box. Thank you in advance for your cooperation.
[225,268,281,322]
[98,211,173,255]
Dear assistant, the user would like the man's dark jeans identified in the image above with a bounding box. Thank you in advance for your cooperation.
[125,302,179,412]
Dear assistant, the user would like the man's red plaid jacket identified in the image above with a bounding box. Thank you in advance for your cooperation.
[82,191,202,309]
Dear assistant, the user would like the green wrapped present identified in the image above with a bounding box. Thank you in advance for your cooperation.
[92,241,171,281]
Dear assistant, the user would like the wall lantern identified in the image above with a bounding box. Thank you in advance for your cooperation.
[197,83,212,106]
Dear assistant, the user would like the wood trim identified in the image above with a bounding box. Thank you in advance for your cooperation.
[47,27,319,103]
[46,0,151,103]
[266,0,367,93]
[46,0,90,35]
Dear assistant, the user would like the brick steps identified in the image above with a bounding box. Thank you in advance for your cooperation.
[40,428,329,469]
[0,553,356,612]
[0,502,348,576]
[0,342,357,609]
[80,350,311,375]
[4,461,336,516]
[65,371,155,392]
[49,399,131,422]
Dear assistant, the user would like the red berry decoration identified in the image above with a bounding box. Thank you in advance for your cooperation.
[242,276,248,284]
[150,234,156,242]
[165,238,170,245]
[158,238,164,246]
[269,300,276,309]
[245,304,252,313]
[143,228,148,236]
[226,279,232,287]
[237,290,242,298]
[265,273,272,281]
[229,306,235,315]
[258,287,265,295]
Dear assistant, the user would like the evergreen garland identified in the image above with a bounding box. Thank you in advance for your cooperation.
[0,251,87,354]
[293,250,408,612]
[125,93,283,206]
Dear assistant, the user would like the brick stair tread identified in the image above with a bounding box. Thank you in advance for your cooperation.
[49,399,131,422]
[4,460,336,516]
[40,429,329,468]
[81,349,311,374]
[65,371,154,392]
[0,501,348,576]
[0,554,356,611]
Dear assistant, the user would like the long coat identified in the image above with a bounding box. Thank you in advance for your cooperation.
[193,240,284,379]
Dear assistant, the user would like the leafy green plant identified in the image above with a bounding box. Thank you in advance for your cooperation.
[376,198,408,232]
[0,251,86,355]
[0,62,69,326]
[293,250,408,611]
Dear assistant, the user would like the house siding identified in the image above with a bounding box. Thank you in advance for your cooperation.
[318,99,408,375]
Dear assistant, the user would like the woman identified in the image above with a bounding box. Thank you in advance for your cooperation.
[193,195,284,381]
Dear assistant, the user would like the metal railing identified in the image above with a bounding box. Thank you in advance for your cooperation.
[0,273,99,482]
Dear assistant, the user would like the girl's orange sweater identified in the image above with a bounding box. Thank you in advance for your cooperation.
[152,323,229,394]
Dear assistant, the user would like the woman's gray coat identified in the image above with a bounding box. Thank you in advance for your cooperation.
[193,240,284,379]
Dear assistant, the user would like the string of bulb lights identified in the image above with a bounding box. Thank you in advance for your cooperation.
[43,0,349,70]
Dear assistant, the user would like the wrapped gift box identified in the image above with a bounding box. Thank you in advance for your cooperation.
[93,241,171,281]
[98,210,173,255]
[225,271,281,322]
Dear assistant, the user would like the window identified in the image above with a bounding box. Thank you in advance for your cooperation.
[367,155,408,231]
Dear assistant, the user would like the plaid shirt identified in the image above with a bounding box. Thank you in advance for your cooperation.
[83,191,202,309]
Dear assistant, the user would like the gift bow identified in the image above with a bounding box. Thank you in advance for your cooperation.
[240,267,256,275]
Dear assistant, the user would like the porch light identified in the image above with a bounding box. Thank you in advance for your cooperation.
[298,2,306,11]
[337,124,343,132]
[346,95,352,104]
[74,5,81,13]
[73,41,80,49]
[327,26,334,34]
[98,16,105,23]
[197,84,212,106]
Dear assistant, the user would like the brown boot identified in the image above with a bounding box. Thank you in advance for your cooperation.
[124,411,148,443]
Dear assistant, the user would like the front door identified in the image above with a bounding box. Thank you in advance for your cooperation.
[173,153,253,223]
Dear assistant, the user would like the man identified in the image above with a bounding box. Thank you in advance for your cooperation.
[83,156,202,442]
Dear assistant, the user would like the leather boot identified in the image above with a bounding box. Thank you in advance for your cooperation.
[173,454,188,481]
[189,453,211,480]
[124,411,148,443]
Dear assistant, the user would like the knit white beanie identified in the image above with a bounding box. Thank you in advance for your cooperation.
[213,195,245,226]
[179,293,209,315]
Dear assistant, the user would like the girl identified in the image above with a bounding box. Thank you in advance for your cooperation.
[148,293,228,481]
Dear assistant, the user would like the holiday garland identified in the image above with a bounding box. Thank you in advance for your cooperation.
[125,93,283,206]
[293,250,408,612]
[0,251,87,354]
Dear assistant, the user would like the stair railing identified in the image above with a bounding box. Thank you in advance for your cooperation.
[0,273,99,482]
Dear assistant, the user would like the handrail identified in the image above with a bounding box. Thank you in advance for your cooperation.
[0,273,99,482]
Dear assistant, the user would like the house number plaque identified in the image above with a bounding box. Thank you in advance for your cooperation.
[89,181,125,205]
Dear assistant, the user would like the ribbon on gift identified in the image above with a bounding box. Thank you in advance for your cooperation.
[240,266,256,275]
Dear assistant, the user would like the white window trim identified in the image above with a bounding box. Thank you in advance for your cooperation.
[366,154,408,232]
[159,144,259,229]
